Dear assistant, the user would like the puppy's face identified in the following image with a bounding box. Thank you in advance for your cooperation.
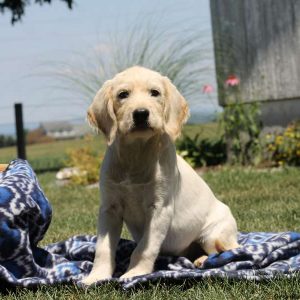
[112,68,166,140]
[87,66,189,144]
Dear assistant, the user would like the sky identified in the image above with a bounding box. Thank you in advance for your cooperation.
[0,0,219,135]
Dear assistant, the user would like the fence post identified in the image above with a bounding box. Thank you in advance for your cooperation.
[14,103,26,160]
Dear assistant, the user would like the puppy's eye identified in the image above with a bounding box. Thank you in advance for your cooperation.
[118,90,129,100]
[150,89,160,97]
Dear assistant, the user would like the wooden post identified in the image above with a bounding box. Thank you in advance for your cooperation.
[14,103,26,159]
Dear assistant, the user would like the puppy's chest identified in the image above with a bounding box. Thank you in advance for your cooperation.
[109,167,169,212]
[117,181,156,213]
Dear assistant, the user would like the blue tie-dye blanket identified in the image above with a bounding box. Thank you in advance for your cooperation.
[0,159,299,289]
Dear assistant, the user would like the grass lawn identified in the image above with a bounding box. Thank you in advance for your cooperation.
[2,166,300,299]
[0,135,107,172]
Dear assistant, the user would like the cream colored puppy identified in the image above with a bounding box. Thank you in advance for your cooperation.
[83,66,239,285]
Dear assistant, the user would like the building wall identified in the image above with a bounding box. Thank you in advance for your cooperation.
[210,0,300,125]
[261,98,300,127]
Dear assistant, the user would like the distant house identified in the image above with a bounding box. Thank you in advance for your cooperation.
[72,123,92,137]
[40,121,75,140]
[39,121,91,140]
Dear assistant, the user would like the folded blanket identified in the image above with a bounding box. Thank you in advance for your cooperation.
[0,159,299,289]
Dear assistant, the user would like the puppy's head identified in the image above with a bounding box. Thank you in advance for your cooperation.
[87,66,189,145]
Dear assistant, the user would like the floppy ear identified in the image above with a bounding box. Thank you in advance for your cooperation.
[163,77,190,140]
[87,80,117,145]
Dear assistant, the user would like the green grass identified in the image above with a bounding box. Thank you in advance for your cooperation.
[4,277,300,300]
[0,136,107,172]
[2,166,300,299]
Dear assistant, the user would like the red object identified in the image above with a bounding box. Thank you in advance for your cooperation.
[202,84,214,94]
[225,75,240,86]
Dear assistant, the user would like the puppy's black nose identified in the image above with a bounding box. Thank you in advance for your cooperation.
[133,108,149,125]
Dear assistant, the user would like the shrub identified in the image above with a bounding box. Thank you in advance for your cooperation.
[265,121,300,166]
[48,19,207,104]
[64,135,102,185]
[219,101,262,165]
[176,134,226,168]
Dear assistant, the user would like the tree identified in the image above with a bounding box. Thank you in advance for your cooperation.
[0,134,16,148]
[0,0,73,24]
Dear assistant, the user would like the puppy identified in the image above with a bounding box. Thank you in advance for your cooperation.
[83,66,239,285]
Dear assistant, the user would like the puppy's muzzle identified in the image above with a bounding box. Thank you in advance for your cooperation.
[133,108,150,129]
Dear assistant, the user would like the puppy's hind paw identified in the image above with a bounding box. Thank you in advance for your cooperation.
[194,255,208,268]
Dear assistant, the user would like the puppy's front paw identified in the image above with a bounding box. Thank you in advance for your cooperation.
[120,267,151,279]
[81,272,111,286]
